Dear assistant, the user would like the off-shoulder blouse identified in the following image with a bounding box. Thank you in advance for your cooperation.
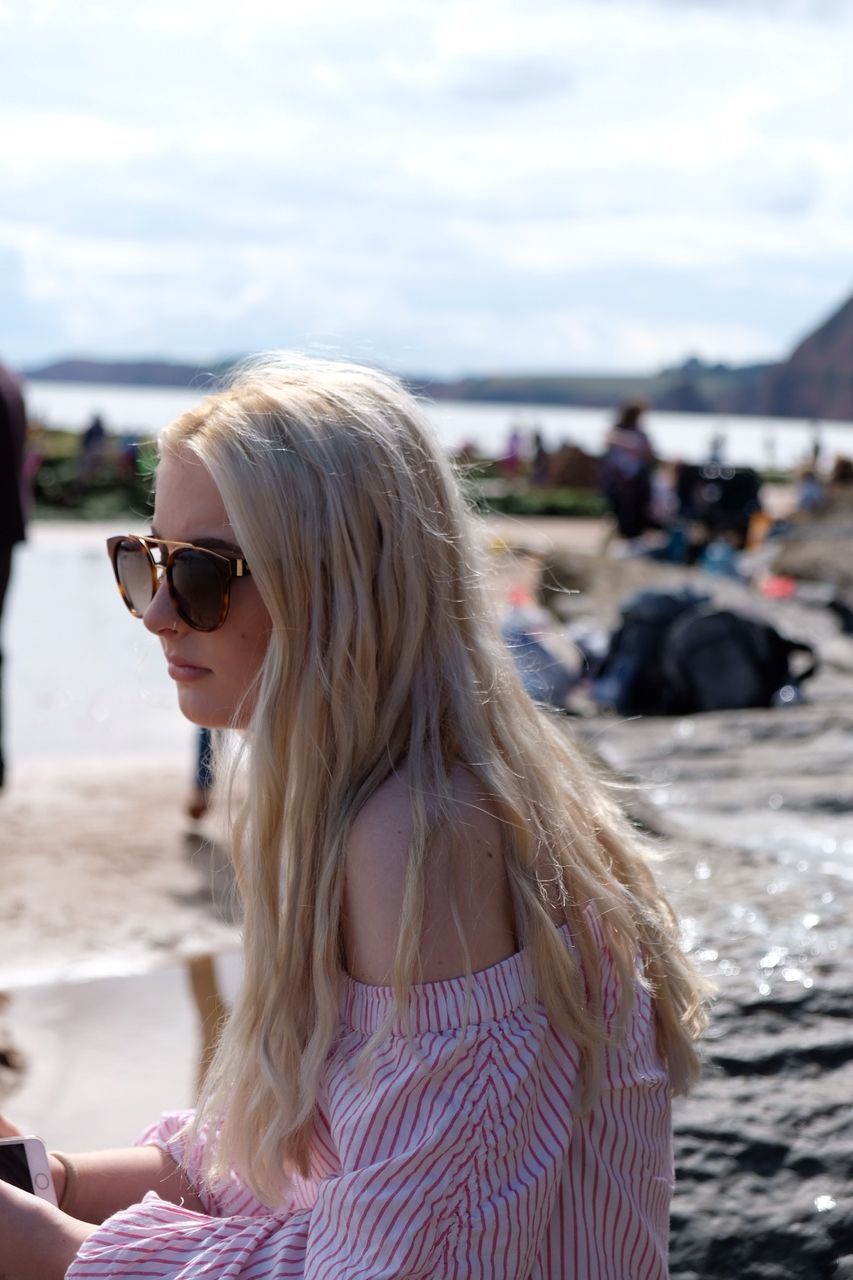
[67,922,672,1279]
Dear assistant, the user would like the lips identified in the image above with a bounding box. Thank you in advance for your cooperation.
[164,654,212,682]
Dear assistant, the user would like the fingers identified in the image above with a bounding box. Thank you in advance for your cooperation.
[0,1114,24,1138]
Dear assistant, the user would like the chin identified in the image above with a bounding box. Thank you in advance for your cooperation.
[176,683,256,731]
[176,686,234,731]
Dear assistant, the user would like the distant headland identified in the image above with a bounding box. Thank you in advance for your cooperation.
[23,288,853,422]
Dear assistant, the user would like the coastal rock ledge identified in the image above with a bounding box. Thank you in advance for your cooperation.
[574,555,853,1277]
[670,979,853,1278]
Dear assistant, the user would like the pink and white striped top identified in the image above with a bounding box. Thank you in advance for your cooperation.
[67,924,673,1279]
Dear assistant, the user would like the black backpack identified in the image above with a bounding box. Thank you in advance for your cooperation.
[590,589,708,715]
[660,605,819,713]
[591,589,819,715]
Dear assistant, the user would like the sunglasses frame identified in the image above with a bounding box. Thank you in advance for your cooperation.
[106,534,251,632]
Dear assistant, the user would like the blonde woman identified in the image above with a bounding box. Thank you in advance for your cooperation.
[1,356,708,1279]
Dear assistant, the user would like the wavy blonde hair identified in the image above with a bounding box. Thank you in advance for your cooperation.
[161,354,709,1204]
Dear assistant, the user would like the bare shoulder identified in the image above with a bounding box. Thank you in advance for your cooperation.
[343,766,516,985]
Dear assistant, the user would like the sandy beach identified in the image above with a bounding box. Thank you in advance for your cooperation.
[1,513,852,1276]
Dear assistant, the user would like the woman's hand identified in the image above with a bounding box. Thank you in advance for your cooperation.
[1,1112,205,1221]
[0,1114,68,1208]
[0,1178,96,1280]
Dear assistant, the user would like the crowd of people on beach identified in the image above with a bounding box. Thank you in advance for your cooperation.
[496,399,852,583]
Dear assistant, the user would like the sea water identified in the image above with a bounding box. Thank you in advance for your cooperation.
[24,378,853,471]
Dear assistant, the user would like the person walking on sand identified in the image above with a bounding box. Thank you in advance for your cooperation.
[0,355,709,1278]
[0,360,28,790]
[600,399,655,541]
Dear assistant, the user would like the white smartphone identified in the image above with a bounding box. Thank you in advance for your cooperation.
[0,1135,58,1205]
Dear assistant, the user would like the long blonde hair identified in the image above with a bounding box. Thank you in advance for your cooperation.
[161,354,709,1203]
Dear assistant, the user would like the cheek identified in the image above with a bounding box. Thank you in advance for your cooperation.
[198,586,271,724]
[226,607,271,694]
[226,633,269,730]
[235,627,269,685]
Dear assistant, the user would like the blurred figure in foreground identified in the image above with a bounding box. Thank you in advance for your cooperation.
[0,361,27,790]
[600,399,655,540]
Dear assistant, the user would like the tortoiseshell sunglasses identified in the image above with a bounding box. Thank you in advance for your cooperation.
[106,534,251,632]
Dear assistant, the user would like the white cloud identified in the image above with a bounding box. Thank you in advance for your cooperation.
[2,0,853,368]
[2,111,161,180]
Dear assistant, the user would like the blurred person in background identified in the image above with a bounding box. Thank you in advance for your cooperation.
[600,399,655,541]
[0,360,28,790]
[187,725,215,820]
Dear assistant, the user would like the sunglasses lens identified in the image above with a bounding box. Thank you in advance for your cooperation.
[171,549,228,630]
[115,539,154,614]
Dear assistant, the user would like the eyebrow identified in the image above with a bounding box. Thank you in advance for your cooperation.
[148,527,244,556]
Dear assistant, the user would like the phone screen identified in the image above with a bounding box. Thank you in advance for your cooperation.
[0,1142,34,1193]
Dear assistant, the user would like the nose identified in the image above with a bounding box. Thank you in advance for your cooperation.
[142,570,182,636]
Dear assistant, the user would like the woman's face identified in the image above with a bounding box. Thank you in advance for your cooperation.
[144,448,271,729]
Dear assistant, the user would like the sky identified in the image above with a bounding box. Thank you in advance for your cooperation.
[2,0,852,376]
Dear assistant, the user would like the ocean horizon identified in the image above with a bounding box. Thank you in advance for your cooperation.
[23,377,853,472]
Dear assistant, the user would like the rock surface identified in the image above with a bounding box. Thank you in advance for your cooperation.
[763,290,853,422]
[568,556,853,1278]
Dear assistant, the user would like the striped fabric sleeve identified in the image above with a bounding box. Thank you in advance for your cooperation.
[134,1110,276,1219]
[65,968,582,1280]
